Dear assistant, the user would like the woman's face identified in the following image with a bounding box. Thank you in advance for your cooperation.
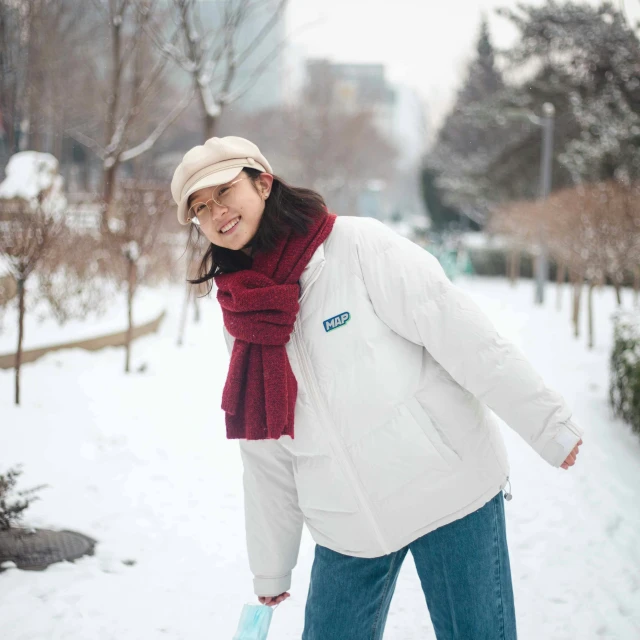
[188,172,273,252]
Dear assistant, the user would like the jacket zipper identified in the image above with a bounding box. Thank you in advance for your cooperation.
[503,476,513,501]
[298,260,324,304]
[292,319,391,555]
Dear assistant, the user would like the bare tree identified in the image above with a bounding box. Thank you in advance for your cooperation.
[101,180,173,372]
[492,179,640,349]
[0,0,26,156]
[489,200,538,288]
[0,155,65,404]
[146,0,288,139]
[36,231,117,325]
[0,0,97,161]
[64,0,192,227]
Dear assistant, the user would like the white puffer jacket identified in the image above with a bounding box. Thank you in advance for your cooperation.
[224,216,583,598]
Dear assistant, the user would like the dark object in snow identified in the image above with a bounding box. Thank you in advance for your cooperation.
[0,528,96,572]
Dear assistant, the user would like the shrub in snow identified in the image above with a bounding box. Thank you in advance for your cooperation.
[0,151,115,404]
[610,311,640,435]
[0,255,17,326]
[0,155,68,404]
[0,466,47,532]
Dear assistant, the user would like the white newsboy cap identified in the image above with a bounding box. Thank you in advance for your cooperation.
[170,136,273,225]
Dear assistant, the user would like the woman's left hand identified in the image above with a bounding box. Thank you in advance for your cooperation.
[560,438,583,470]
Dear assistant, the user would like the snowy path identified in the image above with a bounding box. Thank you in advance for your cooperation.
[1,278,639,639]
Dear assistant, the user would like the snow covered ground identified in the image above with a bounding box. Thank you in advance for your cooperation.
[0,286,166,354]
[1,276,639,639]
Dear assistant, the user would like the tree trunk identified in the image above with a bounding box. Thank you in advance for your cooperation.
[53,108,65,163]
[634,266,640,306]
[615,283,622,307]
[588,282,595,350]
[556,262,566,312]
[15,277,25,406]
[572,278,583,339]
[124,259,136,373]
[102,15,123,230]
[508,249,520,287]
[177,283,191,347]
[102,163,117,231]
[205,112,218,139]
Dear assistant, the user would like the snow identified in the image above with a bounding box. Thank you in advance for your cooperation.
[1,277,639,639]
[118,90,195,163]
[0,255,11,278]
[0,152,58,201]
[197,75,223,118]
[383,212,430,239]
[0,152,67,221]
[384,218,417,239]
[122,241,141,262]
[0,285,166,354]
[107,216,125,234]
[459,231,510,250]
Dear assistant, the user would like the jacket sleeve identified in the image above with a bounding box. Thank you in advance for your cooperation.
[239,439,304,597]
[223,327,304,596]
[354,218,583,468]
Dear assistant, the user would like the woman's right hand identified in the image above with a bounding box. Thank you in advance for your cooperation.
[258,592,290,607]
[561,438,583,470]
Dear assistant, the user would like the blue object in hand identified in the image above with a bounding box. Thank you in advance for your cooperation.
[232,603,274,640]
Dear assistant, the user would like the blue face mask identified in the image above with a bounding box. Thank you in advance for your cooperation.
[232,603,274,640]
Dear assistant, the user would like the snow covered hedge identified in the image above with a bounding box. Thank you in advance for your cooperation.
[610,311,640,435]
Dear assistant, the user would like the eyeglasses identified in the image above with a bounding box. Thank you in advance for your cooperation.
[187,177,247,225]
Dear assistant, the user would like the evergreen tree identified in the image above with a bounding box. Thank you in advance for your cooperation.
[436,16,504,157]
[424,16,505,227]
[497,1,640,183]
[458,17,503,106]
[421,168,463,233]
[427,0,640,224]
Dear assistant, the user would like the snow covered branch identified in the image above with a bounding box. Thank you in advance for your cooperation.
[119,88,195,162]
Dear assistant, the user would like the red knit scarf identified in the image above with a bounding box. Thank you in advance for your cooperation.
[215,213,337,440]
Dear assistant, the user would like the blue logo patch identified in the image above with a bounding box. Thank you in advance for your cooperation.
[323,312,351,332]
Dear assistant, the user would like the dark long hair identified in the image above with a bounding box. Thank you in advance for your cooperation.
[187,168,328,294]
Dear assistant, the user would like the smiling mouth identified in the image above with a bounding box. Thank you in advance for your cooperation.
[220,217,241,234]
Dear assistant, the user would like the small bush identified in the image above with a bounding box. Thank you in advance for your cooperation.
[0,466,47,531]
[610,311,640,435]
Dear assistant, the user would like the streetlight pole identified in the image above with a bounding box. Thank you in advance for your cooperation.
[535,102,555,305]
[497,102,556,304]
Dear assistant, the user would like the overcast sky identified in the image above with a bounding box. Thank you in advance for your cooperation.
[287,0,639,130]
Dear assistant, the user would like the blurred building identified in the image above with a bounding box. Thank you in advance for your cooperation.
[302,59,427,222]
[304,59,395,133]
[389,83,429,222]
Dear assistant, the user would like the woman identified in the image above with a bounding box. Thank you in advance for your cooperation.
[171,136,583,640]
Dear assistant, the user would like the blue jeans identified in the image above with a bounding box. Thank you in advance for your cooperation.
[302,491,517,640]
